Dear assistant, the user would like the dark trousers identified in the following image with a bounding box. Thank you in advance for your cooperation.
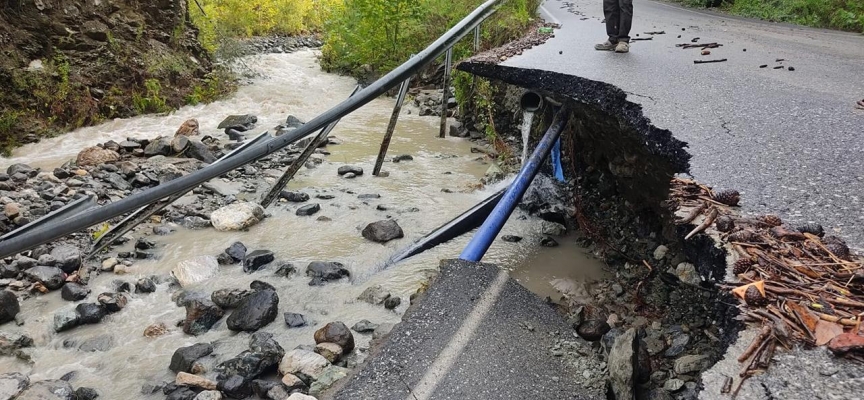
[603,0,633,43]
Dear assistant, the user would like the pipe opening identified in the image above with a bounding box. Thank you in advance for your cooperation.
[519,91,543,113]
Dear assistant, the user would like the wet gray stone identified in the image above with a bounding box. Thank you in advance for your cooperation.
[78,334,115,352]
[577,319,611,341]
[53,309,80,332]
[361,220,404,243]
[15,379,74,400]
[674,354,711,374]
[337,165,363,176]
[60,283,90,301]
[75,303,106,324]
[296,203,321,216]
[243,250,274,273]
[0,290,20,324]
[23,266,65,290]
[306,261,349,285]
[608,328,637,400]
[212,288,253,309]
[50,246,81,273]
[0,372,29,399]
[284,312,308,328]
[226,290,279,332]
[351,320,378,333]
[170,343,214,373]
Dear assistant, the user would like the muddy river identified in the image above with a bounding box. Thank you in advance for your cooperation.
[0,49,606,398]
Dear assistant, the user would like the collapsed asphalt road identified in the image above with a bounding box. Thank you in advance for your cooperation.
[507,0,864,248]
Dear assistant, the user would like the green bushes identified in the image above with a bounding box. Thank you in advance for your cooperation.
[190,0,341,51]
[320,0,541,76]
[674,0,864,33]
[728,0,864,32]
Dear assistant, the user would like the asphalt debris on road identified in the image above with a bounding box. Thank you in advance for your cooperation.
[694,59,728,64]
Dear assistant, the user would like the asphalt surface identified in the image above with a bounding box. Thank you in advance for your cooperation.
[328,259,605,400]
[505,0,864,247]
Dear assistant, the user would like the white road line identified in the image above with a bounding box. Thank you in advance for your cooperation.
[408,269,510,400]
[539,4,562,26]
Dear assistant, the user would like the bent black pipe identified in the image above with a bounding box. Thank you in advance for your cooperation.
[0,0,503,258]
[386,187,506,266]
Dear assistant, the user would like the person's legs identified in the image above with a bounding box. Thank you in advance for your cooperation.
[617,0,633,43]
[604,0,620,43]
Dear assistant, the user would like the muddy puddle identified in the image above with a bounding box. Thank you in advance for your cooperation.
[0,49,605,398]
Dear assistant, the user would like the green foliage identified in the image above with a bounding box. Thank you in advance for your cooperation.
[0,111,20,156]
[674,0,864,32]
[186,69,238,105]
[189,0,341,52]
[321,0,541,76]
[133,79,172,114]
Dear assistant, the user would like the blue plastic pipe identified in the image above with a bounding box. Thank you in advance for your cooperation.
[551,137,565,182]
[459,107,569,262]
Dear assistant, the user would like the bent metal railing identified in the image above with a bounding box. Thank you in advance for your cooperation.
[0,0,504,259]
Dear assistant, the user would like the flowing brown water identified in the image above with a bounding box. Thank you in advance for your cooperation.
[0,49,606,398]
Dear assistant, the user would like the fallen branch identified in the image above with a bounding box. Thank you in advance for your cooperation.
[685,207,718,239]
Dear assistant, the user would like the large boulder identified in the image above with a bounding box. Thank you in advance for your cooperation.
[0,291,19,325]
[0,372,29,399]
[314,322,355,353]
[76,147,120,167]
[278,349,330,381]
[23,266,65,290]
[361,220,404,243]
[172,256,219,287]
[607,328,637,400]
[211,288,253,309]
[14,379,74,400]
[214,332,285,380]
[50,246,81,273]
[186,141,216,163]
[210,202,265,231]
[170,343,214,373]
[183,299,225,335]
[226,290,279,332]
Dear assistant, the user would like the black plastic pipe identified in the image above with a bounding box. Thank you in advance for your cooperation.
[0,0,503,258]
[386,187,506,266]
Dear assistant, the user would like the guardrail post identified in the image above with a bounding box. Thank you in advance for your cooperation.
[373,77,412,176]
[474,25,481,52]
[438,47,453,138]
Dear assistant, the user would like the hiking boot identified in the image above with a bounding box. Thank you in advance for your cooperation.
[615,41,630,53]
[594,40,616,51]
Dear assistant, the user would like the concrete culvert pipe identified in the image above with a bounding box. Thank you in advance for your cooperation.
[519,91,543,112]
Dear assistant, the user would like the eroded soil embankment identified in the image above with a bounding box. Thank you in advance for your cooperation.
[457,62,743,399]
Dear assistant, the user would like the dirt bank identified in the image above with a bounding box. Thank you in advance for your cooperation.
[0,0,225,155]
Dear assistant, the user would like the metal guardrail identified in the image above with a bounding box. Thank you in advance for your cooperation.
[0,0,504,259]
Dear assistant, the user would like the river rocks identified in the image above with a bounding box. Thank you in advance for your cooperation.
[358,285,391,305]
[173,256,220,287]
[211,288,253,309]
[0,263,19,279]
[314,322,354,353]
[663,378,684,392]
[315,342,343,363]
[274,262,296,277]
[279,349,330,381]
[673,354,711,374]
[74,387,99,400]
[224,242,247,264]
[171,343,214,373]
[243,250,274,273]
[136,277,157,293]
[54,309,81,332]
[0,372,29,399]
[664,333,690,358]
[577,319,611,341]
[227,290,278,332]
[0,291,19,324]
[215,332,285,380]
[97,292,127,312]
[284,313,308,328]
[306,261,349,285]
[608,328,637,400]
[541,221,567,236]
[194,390,222,400]
[144,322,169,337]
[309,365,348,395]
[23,266,65,290]
[183,299,225,335]
[337,166,363,176]
[217,375,250,399]
[187,141,216,163]
[384,296,401,310]
[296,203,321,216]
[280,191,309,202]
[674,262,700,286]
[172,136,190,153]
[501,235,523,243]
[15,379,74,400]
[351,320,378,333]
[145,137,173,156]
[287,394,317,400]
[210,202,265,231]
[361,220,404,243]
[176,372,217,390]
[78,334,115,352]
[76,147,120,167]
[3,203,20,219]
[75,303,106,324]
[392,154,413,163]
